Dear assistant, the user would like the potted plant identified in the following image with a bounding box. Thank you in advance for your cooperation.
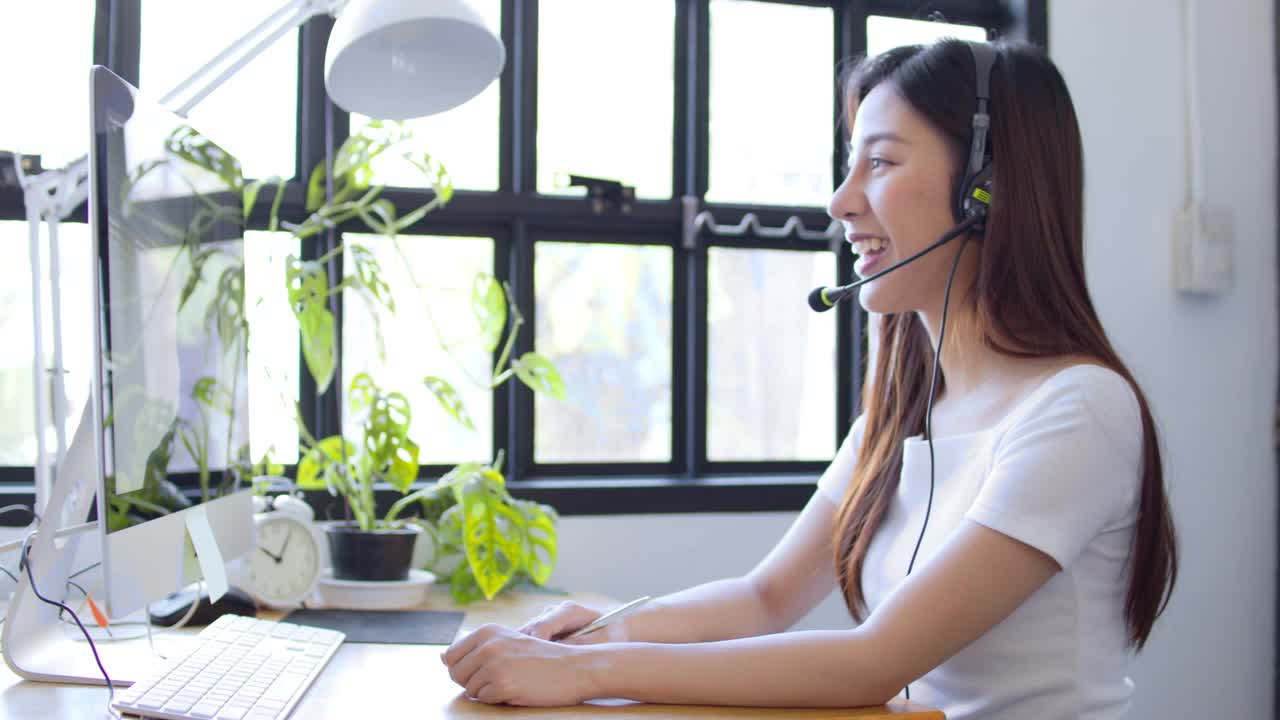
[293,371,558,596]
[253,121,565,601]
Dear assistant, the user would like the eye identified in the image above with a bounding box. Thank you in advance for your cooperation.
[868,156,889,170]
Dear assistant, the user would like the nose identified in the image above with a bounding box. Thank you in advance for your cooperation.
[827,166,867,223]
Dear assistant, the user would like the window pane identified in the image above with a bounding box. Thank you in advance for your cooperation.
[351,0,501,191]
[707,0,833,208]
[866,16,987,57]
[245,232,299,464]
[341,234,494,467]
[538,0,674,199]
[0,221,94,466]
[141,1,298,180]
[707,247,835,461]
[535,242,672,463]
[0,1,96,168]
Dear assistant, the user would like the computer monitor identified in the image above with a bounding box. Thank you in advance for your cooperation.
[1,65,254,685]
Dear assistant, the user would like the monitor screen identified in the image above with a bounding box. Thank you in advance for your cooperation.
[90,66,254,618]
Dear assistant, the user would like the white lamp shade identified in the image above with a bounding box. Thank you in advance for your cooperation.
[324,0,505,120]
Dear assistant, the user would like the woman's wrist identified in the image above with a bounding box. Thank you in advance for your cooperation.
[576,643,623,699]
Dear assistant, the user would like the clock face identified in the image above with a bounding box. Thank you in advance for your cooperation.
[248,515,322,606]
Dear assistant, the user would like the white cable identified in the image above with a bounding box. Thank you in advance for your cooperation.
[165,582,205,633]
[1180,0,1204,205]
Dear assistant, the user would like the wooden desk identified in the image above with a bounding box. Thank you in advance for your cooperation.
[0,589,943,719]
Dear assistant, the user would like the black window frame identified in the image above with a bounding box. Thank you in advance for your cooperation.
[0,0,1047,523]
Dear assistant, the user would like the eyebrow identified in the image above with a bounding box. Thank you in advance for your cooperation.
[857,132,909,147]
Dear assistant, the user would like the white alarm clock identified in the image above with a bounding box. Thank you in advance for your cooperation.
[246,495,325,608]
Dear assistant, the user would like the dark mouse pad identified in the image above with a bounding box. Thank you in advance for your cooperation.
[282,608,465,645]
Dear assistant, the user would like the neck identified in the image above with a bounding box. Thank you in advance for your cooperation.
[918,301,998,398]
[916,240,998,397]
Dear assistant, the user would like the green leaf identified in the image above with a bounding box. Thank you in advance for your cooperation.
[360,389,412,462]
[191,376,233,415]
[296,436,357,490]
[243,178,264,221]
[403,152,454,205]
[164,125,243,191]
[289,256,336,392]
[211,263,247,354]
[243,174,283,223]
[514,499,557,586]
[472,273,507,352]
[298,303,336,394]
[286,256,328,311]
[511,352,567,400]
[385,438,420,494]
[347,244,394,313]
[178,247,217,313]
[438,501,465,550]
[458,471,525,600]
[347,372,379,414]
[438,463,487,500]
[423,376,474,430]
[305,160,327,212]
[267,176,287,232]
[450,561,487,605]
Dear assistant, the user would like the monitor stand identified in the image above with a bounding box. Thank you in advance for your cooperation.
[1,406,183,686]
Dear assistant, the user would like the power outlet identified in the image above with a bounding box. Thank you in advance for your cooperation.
[1172,202,1233,294]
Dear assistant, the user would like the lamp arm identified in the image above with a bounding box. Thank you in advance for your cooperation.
[163,0,348,117]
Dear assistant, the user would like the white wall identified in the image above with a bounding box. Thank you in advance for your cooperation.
[547,513,852,630]
[552,2,1279,718]
[1050,1,1277,717]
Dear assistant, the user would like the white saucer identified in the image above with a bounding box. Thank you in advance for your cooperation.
[316,568,437,609]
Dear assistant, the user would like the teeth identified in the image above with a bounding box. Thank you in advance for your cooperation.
[852,237,887,256]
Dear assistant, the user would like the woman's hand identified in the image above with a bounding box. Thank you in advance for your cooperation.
[518,600,630,644]
[441,624,601,706]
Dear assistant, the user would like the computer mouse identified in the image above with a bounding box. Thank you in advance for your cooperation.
[148,585,259,627]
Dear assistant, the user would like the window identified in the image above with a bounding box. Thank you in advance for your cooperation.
[0,1,97,170]
[0,222,93,466]
[140,0,299,180]
[537,0,675,199]
[534,241,673,464]
[707,247,836,462]
[0,1,1046,517]
[0,1,97,477]
[707,0,834,208]
[244,232,301,465]
[866,15,988,56]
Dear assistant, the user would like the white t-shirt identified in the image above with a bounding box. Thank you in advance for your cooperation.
[816,364,1143,720]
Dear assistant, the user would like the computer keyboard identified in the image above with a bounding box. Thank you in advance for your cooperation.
[111,614,344,720]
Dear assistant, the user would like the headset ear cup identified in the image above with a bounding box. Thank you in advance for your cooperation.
[960,164,993,227]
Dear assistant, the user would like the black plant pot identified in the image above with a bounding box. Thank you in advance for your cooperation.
[326,522,422,581]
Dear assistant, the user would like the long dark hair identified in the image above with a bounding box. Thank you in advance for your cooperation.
[830,39,1177,650]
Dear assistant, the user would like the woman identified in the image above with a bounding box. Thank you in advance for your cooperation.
[441,38,1177,719]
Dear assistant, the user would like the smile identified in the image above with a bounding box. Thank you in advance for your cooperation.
[850,236,889,276]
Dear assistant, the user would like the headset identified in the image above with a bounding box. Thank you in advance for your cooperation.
[808,39,998,703]
[956,42,996,228]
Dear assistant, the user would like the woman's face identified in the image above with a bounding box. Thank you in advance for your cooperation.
[827,83,965,315]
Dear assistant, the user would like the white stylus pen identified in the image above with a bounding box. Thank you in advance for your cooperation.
[562,596,652,640]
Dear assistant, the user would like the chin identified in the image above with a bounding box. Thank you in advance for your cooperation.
[856,283,905,315]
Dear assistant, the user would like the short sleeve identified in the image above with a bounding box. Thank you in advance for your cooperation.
[816,415,868,504]
[965,368,1144,569]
